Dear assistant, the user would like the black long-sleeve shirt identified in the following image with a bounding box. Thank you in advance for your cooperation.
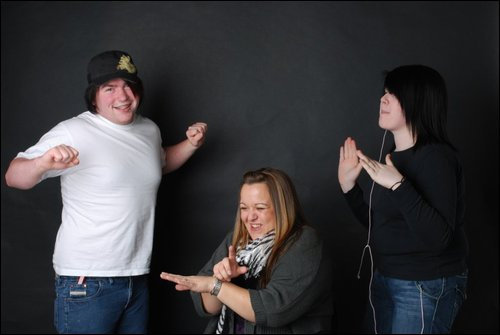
[344,143,468,280]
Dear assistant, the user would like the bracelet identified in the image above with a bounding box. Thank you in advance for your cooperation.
[390,177,405,191]
[210,278,222,296]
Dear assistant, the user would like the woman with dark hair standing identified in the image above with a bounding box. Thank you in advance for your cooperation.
[338,65,468,333]
[161,168,333,333]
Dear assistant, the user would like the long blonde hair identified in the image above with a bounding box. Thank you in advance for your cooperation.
[231,168,307,286]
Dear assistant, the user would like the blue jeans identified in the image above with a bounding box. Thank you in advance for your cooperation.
[54,274,149,334]
[368,270,467,334]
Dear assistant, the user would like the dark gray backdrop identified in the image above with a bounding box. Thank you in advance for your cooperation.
[1,1,498,333]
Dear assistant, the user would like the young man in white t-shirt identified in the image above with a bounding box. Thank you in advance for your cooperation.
[5,50,208,334]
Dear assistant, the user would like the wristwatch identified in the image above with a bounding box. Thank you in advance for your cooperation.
[210,278,222,296]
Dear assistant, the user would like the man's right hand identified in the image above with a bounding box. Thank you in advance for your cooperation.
[5,144,79,190]
[39,144,79,170]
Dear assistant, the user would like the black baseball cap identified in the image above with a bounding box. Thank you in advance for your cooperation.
[87,50,141,86]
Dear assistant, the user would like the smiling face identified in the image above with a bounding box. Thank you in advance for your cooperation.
[378,90,406,132]
[94,78,139,125]
[239,183,276,240]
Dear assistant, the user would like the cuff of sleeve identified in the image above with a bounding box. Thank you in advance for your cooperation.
[249,289,267,325]
[387,178,417,208]
[343,183,362,199]
[190,291,213,317]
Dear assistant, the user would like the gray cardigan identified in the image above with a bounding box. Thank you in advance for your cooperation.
[190,226,333,334]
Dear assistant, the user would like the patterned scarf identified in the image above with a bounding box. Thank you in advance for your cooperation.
[215,230,275,334]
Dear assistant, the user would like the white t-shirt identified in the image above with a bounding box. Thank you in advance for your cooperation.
[17,112,164,276]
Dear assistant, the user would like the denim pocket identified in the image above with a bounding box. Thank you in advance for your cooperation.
[55,277,102,301]
[453,273,468,301]
[54,277,105,333]
[415,277,445,300]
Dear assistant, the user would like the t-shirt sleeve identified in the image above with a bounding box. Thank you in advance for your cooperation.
[16,122,75,181]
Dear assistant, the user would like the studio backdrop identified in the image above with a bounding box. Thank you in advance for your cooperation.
[1,1,498,333]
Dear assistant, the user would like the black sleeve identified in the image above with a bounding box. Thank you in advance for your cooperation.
[388,148,460,250]
[343,183,370,228]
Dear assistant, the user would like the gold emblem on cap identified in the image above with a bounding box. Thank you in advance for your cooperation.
[117,55,136,74]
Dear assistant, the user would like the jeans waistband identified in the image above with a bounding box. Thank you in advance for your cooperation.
[55,274,148,281]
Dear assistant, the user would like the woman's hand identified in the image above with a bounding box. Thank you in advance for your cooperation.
[338,137,363,193]
[213,245,247,282]
[357,151,404,190]
[160,272,215,293]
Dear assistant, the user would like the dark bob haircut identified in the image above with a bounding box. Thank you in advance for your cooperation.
[384,65,454,150]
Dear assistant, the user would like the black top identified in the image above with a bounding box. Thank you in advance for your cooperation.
[344,143,468,280]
